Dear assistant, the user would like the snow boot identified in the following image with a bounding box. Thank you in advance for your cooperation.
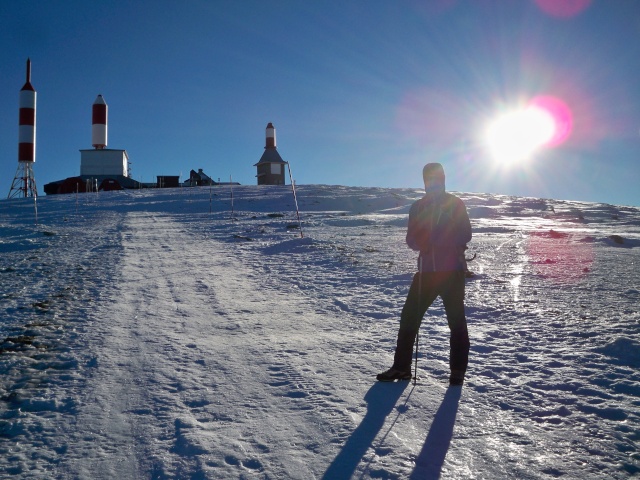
[377,329,417,381]
[449,370,465,386]
[377,368,412,382]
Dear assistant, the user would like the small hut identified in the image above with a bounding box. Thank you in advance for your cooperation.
[254,123,286,185]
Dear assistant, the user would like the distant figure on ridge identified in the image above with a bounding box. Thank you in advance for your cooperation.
[377,163,472,386]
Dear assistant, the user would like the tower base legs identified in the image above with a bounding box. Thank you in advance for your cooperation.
[8,162,37,199]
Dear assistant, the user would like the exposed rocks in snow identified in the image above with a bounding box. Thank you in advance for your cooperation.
[609,234,624,244]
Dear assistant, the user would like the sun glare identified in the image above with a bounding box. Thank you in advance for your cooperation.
[485,105,556,164]
[484,96,572,165]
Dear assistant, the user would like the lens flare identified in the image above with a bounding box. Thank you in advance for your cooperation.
[529,95,573,147]
[533,0,592,18]
[527,230,594,285]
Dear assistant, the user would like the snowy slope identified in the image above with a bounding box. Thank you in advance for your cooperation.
[0,185,638,479]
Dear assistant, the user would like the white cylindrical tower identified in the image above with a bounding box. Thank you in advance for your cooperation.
[92,94,108,149]
[265,122,276,149]
[18,58,36,163]
[9,58,38,198]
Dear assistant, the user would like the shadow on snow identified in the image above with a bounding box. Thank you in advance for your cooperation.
[322,382,462,479]
[410,386,462,479]
[322,381,409,480]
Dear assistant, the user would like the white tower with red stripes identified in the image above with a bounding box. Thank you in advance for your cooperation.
[80,94,129,178]
[92,94,108,149]
[8,58,38,198]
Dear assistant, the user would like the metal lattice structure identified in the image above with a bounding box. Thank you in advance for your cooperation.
[8,162,37,198]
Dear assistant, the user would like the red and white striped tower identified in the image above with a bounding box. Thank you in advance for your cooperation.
[266,122,276,148]
[8,58,38,198]
[92,94,108,149]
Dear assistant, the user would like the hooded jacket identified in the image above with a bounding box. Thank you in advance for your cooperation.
[406,191,471,272]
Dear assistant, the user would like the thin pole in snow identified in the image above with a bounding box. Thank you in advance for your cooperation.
[33,195,38,225]
[230,175,234,220]
[286,162,303,238]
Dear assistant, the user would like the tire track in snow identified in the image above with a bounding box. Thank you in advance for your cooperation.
[52,212,361,479]
[52,212,226,478]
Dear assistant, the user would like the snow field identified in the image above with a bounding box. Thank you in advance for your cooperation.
[0,185,638,479]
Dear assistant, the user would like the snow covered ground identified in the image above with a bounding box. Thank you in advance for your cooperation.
[0,184,638,479]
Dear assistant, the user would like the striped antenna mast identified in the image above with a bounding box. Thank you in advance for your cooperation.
[8,58,38,199]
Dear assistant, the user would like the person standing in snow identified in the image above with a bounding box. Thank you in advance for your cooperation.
[377,163,472,386]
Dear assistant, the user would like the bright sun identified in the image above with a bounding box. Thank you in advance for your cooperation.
[484,105,557,165]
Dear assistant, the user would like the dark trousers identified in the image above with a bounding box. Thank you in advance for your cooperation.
[393,270,469,373]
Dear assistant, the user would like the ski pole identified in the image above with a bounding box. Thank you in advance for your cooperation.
[414,256,423,385]
[414,330,419,386]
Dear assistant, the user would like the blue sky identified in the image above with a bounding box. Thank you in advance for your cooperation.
[1,0,639,206]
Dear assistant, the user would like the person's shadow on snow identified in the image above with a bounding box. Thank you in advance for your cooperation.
[410,386,462,479]
[321,381,409,480]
